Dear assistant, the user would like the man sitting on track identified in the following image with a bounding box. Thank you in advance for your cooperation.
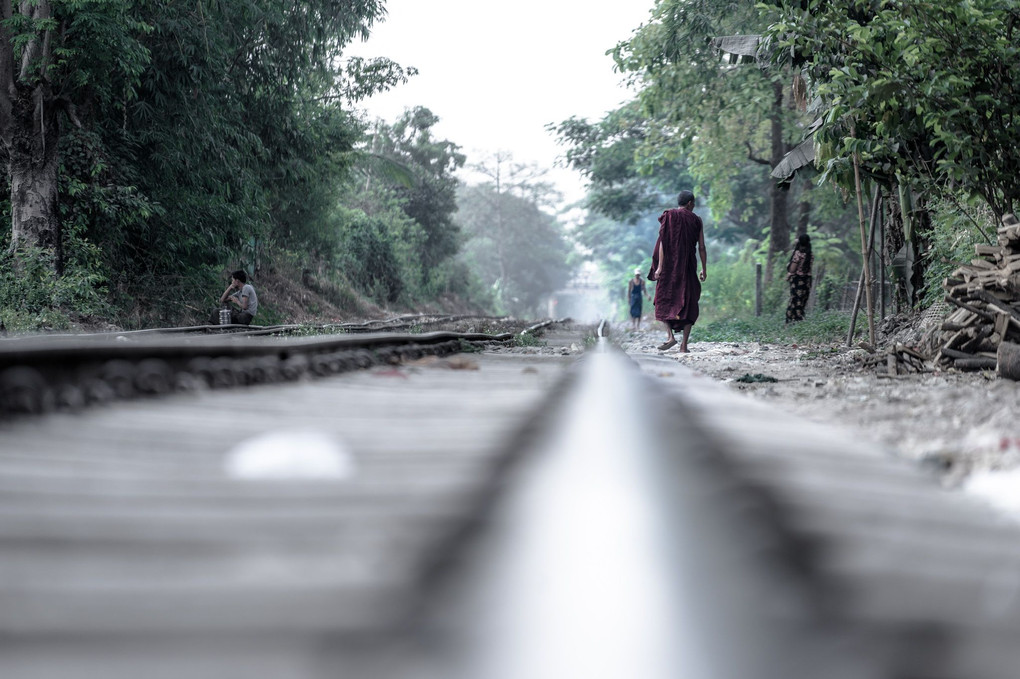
[211,270,258,326]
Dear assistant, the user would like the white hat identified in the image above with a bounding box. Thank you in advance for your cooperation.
[634,268,642,274]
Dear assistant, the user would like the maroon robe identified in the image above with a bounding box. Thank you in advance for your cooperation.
[647,207,702,326]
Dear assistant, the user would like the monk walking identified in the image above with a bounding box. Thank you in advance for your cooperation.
[649,190,707,352]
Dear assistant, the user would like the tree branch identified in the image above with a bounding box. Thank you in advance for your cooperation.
[745,141,770,166]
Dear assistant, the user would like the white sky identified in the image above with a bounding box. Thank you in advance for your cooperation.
[345,0,654,207]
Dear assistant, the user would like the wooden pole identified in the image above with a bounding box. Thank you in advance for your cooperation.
[879,193,886,321]
[846,266,866,346]
[846,187,882,346]
[755,263,762,317]
[852,144,876,346]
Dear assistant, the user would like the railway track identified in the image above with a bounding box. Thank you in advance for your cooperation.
[27,313,517,339]
[0,318,557,417]
[0,320,1018,678]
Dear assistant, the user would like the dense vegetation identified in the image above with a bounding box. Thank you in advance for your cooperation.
[0,0,574,331]
[556,0,1012,331]
[1,0,1015,335]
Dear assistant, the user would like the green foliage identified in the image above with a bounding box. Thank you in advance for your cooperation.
[0,242,111,331]
[696,309,851,343]
[919,196,995,308]
[330,201,421,304]
[576,212,662,277]
[426,259,493,307]
[513,331,543,347]
[558,0,858,291]
[609,0,803,219]
[8,0,464,328]
[319,107,482,308]
[339,57,418,103]
[364,107,466,277]
[691,243,821,324]
[457,339,483,353]
[761,0,1020,217]
[550,105,692,224]
[40,0,401,327]
[679,237,852,343]
[698,248,759,323]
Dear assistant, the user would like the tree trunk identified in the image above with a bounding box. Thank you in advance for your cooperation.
[885,182,907,311]
[764,80,790,285]
[2,0,62,272]
[9,87,61,265]
[796,177,812,237]
[909,196,932,308]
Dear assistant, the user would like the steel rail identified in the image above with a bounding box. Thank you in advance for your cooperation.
[519,318,566,336]
[0,328,535,417]
[0,319,992,677]
[401,327,885,679]
[0,314,515,341]
[0,330,511,364]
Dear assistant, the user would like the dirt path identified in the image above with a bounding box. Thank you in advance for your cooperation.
[615,325,1020,506]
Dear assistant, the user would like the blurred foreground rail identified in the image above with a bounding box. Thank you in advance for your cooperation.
[0,321,1018,678]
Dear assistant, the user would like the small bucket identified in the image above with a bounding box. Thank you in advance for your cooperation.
[219,308,232,325]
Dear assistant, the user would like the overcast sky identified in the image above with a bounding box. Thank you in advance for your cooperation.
[345,0,654,206]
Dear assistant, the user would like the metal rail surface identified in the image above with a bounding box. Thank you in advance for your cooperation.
[0,321,1018,678]
[0,328,521,417]
[1,313,522,339]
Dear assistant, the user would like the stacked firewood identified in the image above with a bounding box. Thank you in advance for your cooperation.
[859,344,931,376]
[935,213,1020,377]
[888,344,929,375]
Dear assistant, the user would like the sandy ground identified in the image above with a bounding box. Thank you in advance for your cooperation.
[613,323,1020,507]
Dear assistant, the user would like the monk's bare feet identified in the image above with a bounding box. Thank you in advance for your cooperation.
[657,339,677,351]
[678,344,690,353]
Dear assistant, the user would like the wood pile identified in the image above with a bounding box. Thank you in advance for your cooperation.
[860,344,931,377]
[935,213,1020,376]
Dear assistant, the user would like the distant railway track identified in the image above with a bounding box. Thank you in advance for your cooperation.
[32,313,520,339]
[0,317,560,416]
[0,320,1018,678]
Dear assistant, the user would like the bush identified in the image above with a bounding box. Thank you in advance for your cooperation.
[698,256,758,323]
[332,204,423,305]
[919,197,995,309]
[0,242,111,332]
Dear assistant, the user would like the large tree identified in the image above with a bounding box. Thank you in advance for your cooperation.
[611,0,812,280]
[367,107,465,277]
[2,0,406,309]
[457,155,573,316]
[0,0,150,265]
[552,103,691,225]
[762,0,1020,220]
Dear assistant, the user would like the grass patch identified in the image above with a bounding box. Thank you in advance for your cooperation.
[513,331,543,347]
[695,310,851,344]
